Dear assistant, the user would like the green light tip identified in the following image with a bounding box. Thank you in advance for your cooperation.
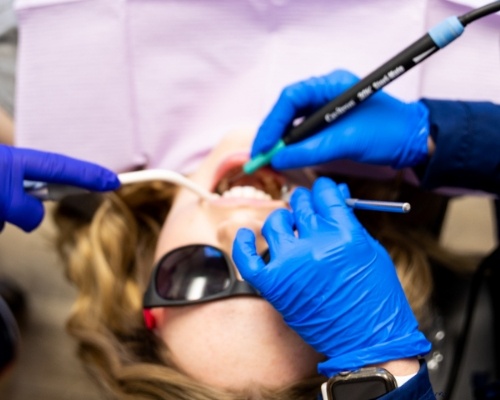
[242,140,286,174]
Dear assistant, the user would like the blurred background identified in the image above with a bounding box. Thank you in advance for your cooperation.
[0,204,101,399]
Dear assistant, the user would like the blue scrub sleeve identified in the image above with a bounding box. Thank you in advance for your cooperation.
[419,99,500,194]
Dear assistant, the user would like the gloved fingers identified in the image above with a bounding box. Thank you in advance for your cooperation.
[260,208,296,258]
[270,132,341,169]
[251,92,300,158]
[271,107,385,169]
[232,228,267,285]
[337,183,351,200]
[289,187,320,238]
[252,70,357,158]
[7,193,44,232]
[18,148,119,191]
[322,69,360,101]
[312,178,358,228]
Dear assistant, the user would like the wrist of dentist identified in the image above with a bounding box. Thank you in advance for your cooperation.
[373,357,420,387]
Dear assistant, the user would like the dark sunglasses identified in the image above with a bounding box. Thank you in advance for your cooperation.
[143,244,269,308]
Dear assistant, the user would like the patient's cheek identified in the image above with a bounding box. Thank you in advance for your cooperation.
[156,299,322,390]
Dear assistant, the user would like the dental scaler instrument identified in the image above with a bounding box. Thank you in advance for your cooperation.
[237,1,500,177]
[344,199,410,213]
[24,170,411,213]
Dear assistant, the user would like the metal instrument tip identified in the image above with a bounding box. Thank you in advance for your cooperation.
[226,170,247,185]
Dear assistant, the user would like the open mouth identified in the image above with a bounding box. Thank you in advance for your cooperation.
[213,165,286,201]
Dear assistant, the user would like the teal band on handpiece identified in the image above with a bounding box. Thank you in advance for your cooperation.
[243,140,286,174]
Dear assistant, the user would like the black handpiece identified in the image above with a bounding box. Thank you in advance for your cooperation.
[283,34,441,146]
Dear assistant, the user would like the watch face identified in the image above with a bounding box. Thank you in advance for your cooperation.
[323,368,397,400]
[331,379,392,400]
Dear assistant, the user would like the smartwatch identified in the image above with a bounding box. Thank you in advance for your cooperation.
[321,367,397,400]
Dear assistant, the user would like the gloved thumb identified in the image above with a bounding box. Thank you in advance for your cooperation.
[8,193,44,232]
[337,183,351,200]
[232,228,266,286]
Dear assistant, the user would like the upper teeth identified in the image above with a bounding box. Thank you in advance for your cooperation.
[221,186,272,200]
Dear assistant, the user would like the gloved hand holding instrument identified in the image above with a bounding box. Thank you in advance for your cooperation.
[239,1,500,175]
[251,69,430,170]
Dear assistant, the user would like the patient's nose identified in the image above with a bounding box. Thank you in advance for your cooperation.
[216,219,268,275]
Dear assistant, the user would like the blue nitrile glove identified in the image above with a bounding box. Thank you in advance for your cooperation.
[252,69,430,170]
[0,145,120,232]
[233,177,430,376]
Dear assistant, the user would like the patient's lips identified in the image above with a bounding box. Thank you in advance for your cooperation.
[213,163,285,201]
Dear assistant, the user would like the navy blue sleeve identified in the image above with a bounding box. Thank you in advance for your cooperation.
[418,99,500,194]
[379,362,436,400]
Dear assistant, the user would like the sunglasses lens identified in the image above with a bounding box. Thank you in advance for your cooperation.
[155,246,232,301]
